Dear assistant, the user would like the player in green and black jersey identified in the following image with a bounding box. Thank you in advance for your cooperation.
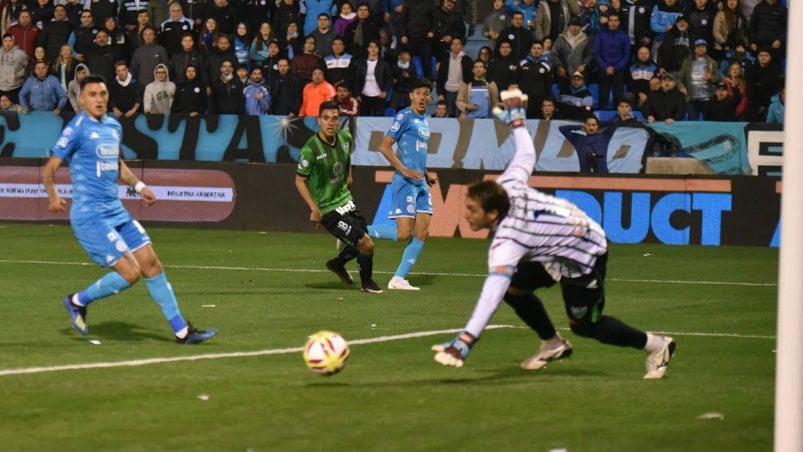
[295,101,383,294]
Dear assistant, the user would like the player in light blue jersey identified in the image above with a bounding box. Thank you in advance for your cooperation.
[370,78,437,291]
[41,74,218,344]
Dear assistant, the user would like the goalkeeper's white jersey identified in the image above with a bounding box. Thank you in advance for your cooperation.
[489,129,608,279]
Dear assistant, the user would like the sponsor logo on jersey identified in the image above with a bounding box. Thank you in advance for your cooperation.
[299,158,309,168]
[90,132,100,140]
[56,137,69,148]
[96,144,118,158]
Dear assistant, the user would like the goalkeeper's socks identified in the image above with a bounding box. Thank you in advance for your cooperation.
[74,271,132,306]
[644,332,665,352]
[145,272,188,334]
[367,224,398,241]
[394,237,425,278]
[333,245,359,267]
[356,252,374,284]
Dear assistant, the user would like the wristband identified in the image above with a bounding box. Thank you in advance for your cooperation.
[134,181,146,193]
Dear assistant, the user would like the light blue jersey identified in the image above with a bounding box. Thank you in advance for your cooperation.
[50,112,129,224]
[386,107,430,187]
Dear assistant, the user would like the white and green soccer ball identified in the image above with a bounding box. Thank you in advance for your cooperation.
[303,330,350,376]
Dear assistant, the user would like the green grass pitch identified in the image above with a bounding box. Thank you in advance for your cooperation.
[0,223,777,451]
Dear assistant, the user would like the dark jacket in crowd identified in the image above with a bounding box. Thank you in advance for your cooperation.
[487,55,518,91]
[353,57,393,96]
[400,0,435,40]
[109,76,143,112]
[269,71,303,115]
[642,86,686,121]
[171,47,209,85]
[86,42,123,84]
[209,76,244,114]
[159,17,194,57]
[171,78,208,113]
[38,19,73,62]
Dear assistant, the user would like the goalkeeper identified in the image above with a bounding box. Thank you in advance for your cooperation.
[432,89,676,379]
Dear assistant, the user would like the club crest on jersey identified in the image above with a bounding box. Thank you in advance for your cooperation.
[570,306,588,319]
[299,158,309,169]
[56,137,69,148]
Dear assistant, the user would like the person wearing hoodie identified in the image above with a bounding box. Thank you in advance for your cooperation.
[0,33,28,103]
[130,26,171,88]
[67,63,88,112]
[19,60,67,114]
[109,60,143,118]
[765,88,784,124]
[171,64,207,115]
[649,0,682,61]
[143,63,176,114]
[242,66,270,115]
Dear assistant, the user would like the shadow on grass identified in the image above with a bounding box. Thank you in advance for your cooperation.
[63,321,172,343]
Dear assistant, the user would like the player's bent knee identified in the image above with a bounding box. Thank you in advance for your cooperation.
[569,319,596,338]
[357,236,374,254]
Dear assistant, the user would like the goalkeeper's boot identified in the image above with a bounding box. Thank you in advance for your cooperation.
[326,259,354,286]
[520,334,573,370]
[387,276,420,291]
[177,322,218,345]
[63,294,89,336]
[644,336,675,379]
[361,280,384,294]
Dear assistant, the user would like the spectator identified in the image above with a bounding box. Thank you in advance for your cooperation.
[683,0,716,47]
[159,2,194,57]
[399,0,435,79]
[68,10,98,63]
[66,62,88,112]
[233,22,251,69]
[178,0,206,29]
[249,22,275,68]
[594,14,630,108]
[334,2,357,38]
[236,64,249,87]
[353,40,391,116]
[537,97,568,120]
[323,37,354,87]
[0,93,18,110]
[147,0,169,30]
[765,88,784,124]
[577,0,608,37]
[143,63,175,113]
[171,63,207,115]
[290,35,323,83]
[558,71,593,119]
[86,29,123,84]
[335,80,359,116]
[200,17,220,50]
[269,57,302,115]
[120,0,150,32]
[103,17,128,53]
[719,40,754,76]
[721,60,748,119]
[649,0,682,61]
[61,0,85,28]
[209,59,244,113]
[125,10,153,56]
[259,40,282,86]
[299,67,335,117]
[344,3,379,59]
[559,115,618,173]
[389,49,416,111]
[130,26,170,87]
[7,10,39,59]
[31,0,55,29]
[109,60,143,118]
[656,14,690,74]
[495,12,533,61]
[310,13,337,57]
[38,4,73,63]
[513,40,553,118]
[273,0,300,41]
[713,0,748,58]
[1,0,25,35]
[280,22,302,60]
[433,0,466,57]
[706,81,741,121]
[52,44,78,93]
[0,32,28,103]
[28,46,49,75]
[551,16,593,89]
[619,0,653,52]
[535,0,581,42]
[627,45,658,106]
[482,0,508,50]
[676,38,719,120]
[747,0,786,59]
[608,96,644,126]
[377,27,397,65]
[642,73,685,124]
[171,32,208,85]
[436,36,472,117]
[242,0,274,35]
[243,66,270,115]
[456,60,499,119]
[206,0,238,34]
[89,0,123,27]
[19,61,67,114]
[487,41,517,91]
[745,48,782,121]
[207,33,238,82]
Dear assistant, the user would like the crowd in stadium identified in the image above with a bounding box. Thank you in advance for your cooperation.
[0,0,787,123]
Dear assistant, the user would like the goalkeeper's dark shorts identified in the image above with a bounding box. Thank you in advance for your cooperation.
[559,253,608,324]
[321,201,369,247]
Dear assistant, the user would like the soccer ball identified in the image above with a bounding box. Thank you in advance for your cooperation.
[302,330,350,375]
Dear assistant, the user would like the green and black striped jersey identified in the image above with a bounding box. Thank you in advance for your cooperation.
[296,129,353,215]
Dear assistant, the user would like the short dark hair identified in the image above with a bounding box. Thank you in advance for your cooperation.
[319,100,339,116]
[114,60,128,68]
[436,100,448,107]
[412,78,433,92]
[80,74,107,91]
[467,180,510,220]
[317,12,329,19]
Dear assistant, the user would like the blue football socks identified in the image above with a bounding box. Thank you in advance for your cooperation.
[145,272,188,334]
[75,271,132,306]
[394,238,425,279]
[367,224,398,241]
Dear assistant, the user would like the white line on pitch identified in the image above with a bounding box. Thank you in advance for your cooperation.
[0,259,777,287]
[0,325,775,377]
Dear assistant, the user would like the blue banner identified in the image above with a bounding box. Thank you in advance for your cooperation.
[649,121,751,175]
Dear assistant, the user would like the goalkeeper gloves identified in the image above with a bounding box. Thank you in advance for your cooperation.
[432,331,478,368]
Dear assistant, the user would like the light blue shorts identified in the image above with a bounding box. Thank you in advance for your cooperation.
[388,177,433,219]
[72,217,151,267]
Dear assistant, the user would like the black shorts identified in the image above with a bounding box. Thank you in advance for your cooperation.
[559,253,608,323]
[320,201,369,247]
[511,261,559,292]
